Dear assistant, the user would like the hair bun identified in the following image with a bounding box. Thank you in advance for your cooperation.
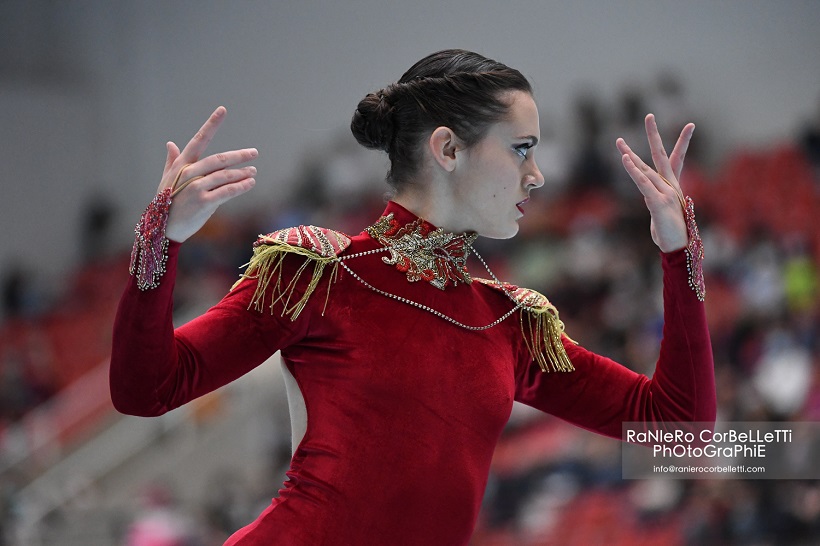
[350,88,395,152]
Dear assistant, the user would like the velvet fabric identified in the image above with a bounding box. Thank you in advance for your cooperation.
[110,201,716,545]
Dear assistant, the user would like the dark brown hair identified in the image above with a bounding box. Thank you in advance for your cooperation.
[350,49,532,189]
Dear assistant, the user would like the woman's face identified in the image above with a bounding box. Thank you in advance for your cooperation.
[450,91,545,239]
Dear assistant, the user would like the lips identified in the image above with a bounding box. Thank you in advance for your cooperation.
[516,198,529,214]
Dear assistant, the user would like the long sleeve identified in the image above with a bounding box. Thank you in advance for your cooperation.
[110,242,308,417]
[515,248,716,439]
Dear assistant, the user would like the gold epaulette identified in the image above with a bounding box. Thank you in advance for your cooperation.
[232,225,352,319]
[475,278,575,373]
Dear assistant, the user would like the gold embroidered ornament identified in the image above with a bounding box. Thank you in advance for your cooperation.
[365,213,478,289]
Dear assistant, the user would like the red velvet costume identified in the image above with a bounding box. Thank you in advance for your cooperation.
[111,201,716,545]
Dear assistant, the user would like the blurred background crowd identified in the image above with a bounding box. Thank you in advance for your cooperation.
[2,1,820,545]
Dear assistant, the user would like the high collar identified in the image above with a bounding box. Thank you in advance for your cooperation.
[363,201,478,290]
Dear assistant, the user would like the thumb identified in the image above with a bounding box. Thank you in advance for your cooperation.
[164,141,181,173]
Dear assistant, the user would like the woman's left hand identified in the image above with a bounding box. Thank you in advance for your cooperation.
[616,114,695,253]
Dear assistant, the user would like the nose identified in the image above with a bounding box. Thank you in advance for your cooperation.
[524,160,545,189]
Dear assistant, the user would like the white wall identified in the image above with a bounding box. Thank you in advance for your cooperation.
[1,0,819,288]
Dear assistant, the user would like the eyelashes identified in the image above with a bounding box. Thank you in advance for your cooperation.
[514,143,533,159]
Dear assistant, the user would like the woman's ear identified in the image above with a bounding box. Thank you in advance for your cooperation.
[427,127,460,172]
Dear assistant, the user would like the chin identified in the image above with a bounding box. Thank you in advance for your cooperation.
[480,222,520,240]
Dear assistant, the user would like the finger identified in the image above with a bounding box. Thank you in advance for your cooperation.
[669,123,695,183]
[206,176,256,207]
[182,148,259,179]
[617,138,686,210]
[179,106,228,162]
[197,166,258,193]
[645,114,674,180]
[616,138,664,192]
[615,136,634,158]
[157,141,183,192]
[173,165,257,198]
[620,152,661,201]
[164,141,181,174]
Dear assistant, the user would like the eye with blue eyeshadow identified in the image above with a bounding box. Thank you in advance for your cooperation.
[514,143,533,159]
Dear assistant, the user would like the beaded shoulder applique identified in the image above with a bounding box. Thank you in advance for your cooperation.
[474,279,554,312]
[255,225,352,258]
[365,213,478,290]
[233,225,352,319]
[475,278,575,373]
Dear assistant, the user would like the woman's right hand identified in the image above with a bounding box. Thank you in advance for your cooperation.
[158,106,258,242]
[616,114,694,253]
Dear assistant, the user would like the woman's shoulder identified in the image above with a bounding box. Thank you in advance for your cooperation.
[249,223,387,257]
[230,224,356,320]
[472,277,555,313]
[252,224,353,258]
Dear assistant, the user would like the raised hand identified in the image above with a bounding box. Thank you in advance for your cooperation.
[158,106,258,242]
[616,114,695,253]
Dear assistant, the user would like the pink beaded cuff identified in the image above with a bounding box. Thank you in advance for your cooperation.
[683,196,705,301]
[129,188,173,290]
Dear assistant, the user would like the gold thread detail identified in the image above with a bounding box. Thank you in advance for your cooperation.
[475,279,574,373]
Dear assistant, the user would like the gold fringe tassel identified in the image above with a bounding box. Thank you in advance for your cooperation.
[520,304,575,373]
[231,241,339,320]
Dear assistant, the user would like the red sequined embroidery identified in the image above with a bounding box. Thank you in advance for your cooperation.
[129,188,172,290]
[684,196,705,301]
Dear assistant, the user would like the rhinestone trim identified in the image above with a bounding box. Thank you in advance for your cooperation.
[337,243,524,331]
[129,188,172,291]
[683,196,705,301]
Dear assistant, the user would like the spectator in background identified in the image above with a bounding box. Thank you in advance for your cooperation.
[125,483,199,546]
[799,91,820,175]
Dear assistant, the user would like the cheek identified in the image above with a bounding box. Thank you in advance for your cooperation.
[492,180,512,199]
[468,152,517,202]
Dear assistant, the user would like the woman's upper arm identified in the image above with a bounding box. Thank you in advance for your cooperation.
[110,244,309,416]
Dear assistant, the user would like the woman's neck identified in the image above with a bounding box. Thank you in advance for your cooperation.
[391,187,466,234]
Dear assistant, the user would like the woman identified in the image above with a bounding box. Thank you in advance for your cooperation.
[111,49,715,545]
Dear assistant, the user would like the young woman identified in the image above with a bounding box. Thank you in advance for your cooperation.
[111,49,715,545]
